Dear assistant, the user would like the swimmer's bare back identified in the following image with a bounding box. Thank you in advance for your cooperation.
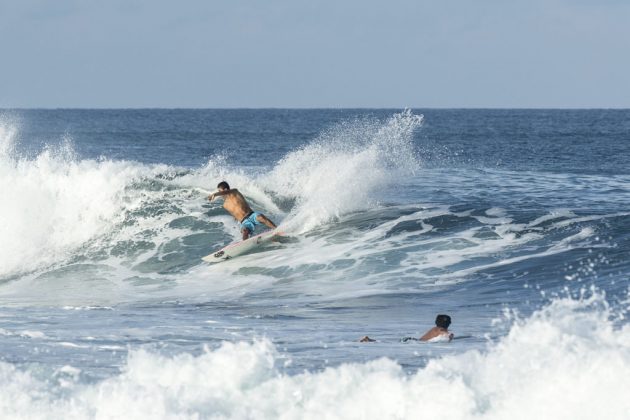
[419,327,454,342]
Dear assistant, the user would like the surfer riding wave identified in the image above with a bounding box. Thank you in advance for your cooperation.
[208,181,277,239]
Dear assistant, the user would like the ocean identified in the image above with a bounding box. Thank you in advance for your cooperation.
[1,108,629,419]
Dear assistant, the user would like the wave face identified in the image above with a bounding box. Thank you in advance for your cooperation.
[1,109,629,419]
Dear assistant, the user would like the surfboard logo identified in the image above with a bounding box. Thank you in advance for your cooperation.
[214,250,225,258]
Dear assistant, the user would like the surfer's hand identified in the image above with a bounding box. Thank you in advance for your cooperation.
[208,193,215,201]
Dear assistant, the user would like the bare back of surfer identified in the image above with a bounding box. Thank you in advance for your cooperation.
[208,181,277,240]
[420,314,454,342]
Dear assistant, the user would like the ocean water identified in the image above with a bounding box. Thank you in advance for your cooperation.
[1,108,629,419]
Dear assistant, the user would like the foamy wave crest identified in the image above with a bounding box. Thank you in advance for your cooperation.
[0,117,18,157]
[0,124,166,278]
[265,110,423,232]
[2,294,628,419]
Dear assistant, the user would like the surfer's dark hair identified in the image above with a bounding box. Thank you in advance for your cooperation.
[435,314,451,329]
[217,181,230,190]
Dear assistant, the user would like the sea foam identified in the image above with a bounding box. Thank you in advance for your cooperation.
[176,110,424,234]
[264,109,424,232]
[1,293,628,419]
[1,110,423,279]
[0,121,163,278]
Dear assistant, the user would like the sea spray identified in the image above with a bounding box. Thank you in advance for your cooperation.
[172,110,423,233]
[177,156,284,216]
[0,125,162,278]
[0,118,18,158]
[264,109,424,232]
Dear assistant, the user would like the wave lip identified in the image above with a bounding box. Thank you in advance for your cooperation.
[265,109,424,233]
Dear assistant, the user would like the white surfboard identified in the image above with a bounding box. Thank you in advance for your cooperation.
[202,229,284,263]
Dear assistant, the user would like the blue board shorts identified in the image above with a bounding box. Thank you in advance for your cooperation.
[240,212,261,234]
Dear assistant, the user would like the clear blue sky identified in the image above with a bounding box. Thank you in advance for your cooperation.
[1,0,629,108]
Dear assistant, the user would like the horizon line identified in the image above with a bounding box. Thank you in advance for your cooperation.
[2,106,630,111]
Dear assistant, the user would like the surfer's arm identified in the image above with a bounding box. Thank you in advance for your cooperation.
[208,189,237,201]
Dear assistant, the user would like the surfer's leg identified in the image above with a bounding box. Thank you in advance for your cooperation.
[241,227,251,240]
[240,217,256,239]
[256,213,277,229]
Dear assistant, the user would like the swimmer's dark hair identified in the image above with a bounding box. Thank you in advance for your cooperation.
[217,181,230,190]
[435,314,451,329]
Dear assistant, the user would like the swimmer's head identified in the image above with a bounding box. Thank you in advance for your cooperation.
[217,181,230,191]
[435,314,451,329]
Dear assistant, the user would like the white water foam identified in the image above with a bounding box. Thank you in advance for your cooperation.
[0,293,628,419]
[183,205,603,303]
[0,118,17,157]
[0,111,613,306]
[264,109,423,232]
[173,156,284,217]
[1,110,424,282]
[0,121,169,278]
[175,110,424,234]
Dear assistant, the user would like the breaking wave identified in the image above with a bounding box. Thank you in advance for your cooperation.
[1,293,628,419]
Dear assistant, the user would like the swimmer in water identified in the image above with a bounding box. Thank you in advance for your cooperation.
[359,314,454,343]
[419,314,454,342]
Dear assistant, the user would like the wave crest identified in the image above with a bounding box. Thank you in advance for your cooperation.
[266,109,424,232]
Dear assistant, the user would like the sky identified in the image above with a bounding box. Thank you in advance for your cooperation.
[0,0,629,108]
